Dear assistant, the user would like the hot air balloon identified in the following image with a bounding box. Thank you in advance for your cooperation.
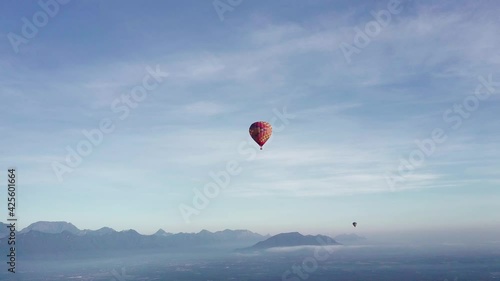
[249,121,272,150]
[352,222,357,227]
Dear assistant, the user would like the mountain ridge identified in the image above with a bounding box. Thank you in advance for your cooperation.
[238,232,341,252]
[3,221,345,255]
[1,221,270,254]
[19,221,83,235]
[14,221,267,237]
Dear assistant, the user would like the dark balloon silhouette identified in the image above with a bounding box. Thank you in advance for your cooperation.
[352,222,357,227]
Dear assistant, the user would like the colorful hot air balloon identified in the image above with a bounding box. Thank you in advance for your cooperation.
[249,121,272,150]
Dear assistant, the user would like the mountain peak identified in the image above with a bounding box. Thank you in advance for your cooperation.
[90,227,116,235]
[276,232,302,236]
[121,229,140,235]
[20,221,82,235]
[242,232,340,251]
[154,229,172,236]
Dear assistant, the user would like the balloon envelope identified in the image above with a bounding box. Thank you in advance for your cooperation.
[249,121,272,149]
[352,222,357,227]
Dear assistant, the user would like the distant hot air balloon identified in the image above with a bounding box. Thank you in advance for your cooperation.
[352,222,357,227]
[249,121,272,150]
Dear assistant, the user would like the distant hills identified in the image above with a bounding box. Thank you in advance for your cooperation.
[1,222,354,255]
[153,229,172,236]
[19,221,82,235]
[85,227,116,236]
[0,221,269,255]
[238,232,340,252]
[0,222,9,239]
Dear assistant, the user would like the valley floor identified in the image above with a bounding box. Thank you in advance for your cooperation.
[2,244,500,281]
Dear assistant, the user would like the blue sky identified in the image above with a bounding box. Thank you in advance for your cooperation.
[1,0,499,239]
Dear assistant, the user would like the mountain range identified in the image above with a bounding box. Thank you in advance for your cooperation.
[1,221,268,254]
[1,221,349,255]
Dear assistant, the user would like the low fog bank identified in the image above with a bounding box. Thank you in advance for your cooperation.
[344,225,500,247]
